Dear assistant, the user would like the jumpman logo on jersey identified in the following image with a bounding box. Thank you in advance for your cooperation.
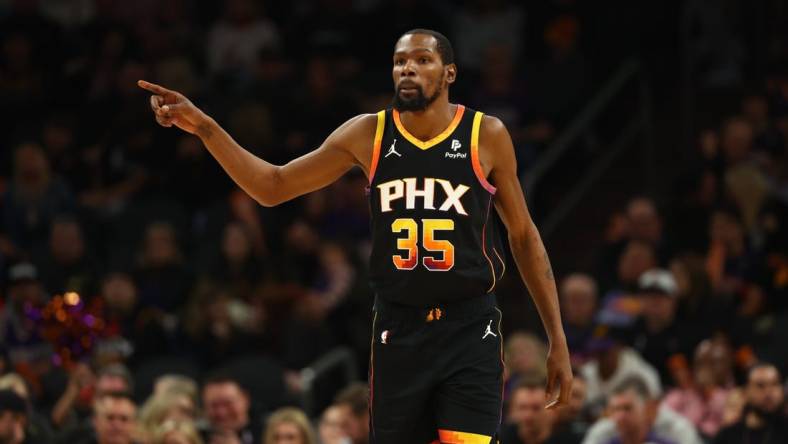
[482,320,497,339]
[385,139,401,158]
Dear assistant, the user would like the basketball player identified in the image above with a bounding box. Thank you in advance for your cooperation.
[139,29,572,444]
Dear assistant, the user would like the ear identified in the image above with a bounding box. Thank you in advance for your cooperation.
[445,64,457,84]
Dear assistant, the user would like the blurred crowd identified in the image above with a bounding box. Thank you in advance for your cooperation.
[0,0,787,443]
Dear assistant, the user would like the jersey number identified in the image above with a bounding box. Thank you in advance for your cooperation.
[391,218,454,271]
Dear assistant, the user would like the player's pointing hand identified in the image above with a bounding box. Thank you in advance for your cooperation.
[137,80,209,136]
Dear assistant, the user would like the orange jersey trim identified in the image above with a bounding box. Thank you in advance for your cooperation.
[438,429,493,444]
[392,105,465,150]
[481,196,497,293]
[368,110,386,184]
[470,112,497,195]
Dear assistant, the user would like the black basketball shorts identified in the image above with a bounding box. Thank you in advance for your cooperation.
[368,294,504,444]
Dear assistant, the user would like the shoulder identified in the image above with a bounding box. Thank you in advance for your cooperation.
[582,418,617,444]
[479,114,509,141]
[656,405,701,442]
[327,113,381,150]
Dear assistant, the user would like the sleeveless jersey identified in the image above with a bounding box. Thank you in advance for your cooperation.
[367,105,506,307]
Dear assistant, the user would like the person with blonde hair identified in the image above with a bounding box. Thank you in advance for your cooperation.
[139,392,198,440]
[263,407,317,444]
[152,419,204,444]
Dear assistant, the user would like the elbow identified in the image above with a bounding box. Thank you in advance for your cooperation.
[254,166,284,207]
[507,222,535,250]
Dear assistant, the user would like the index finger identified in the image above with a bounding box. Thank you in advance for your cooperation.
[137,80,171,95]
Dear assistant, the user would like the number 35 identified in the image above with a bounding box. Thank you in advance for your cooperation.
[391,218,454,271]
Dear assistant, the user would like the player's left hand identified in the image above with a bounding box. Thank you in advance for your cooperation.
[545,339,573,409]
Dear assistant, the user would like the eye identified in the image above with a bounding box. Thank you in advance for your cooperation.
[394,58,405,66]
[419,57,429,64]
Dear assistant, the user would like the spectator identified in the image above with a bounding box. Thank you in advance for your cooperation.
[135,221,193,313]
[0,373,53,443]
[582,376,702,444]
[209,221,265,298]
[75,391,139,444]
[0,262,51,376]
[0,389,27,444]
[139,392,197,441]
[580,326,662,417]
[504,333,548,399]
[596,240,658,327]
[713,363,787,444]
[501,376,582,444]
[627,268,697,386]
[201,375,258,444]
[318,405,350,444]
[36,214,98,297]
[333,383,369,444]
[51,363,133,430]
[262,407,316,444]
[96,271,166,362]
[559,273,598,365]
[1,143,74,256]
[662,339,735,440]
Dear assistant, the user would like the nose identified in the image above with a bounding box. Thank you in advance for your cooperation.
[401,59,416,77]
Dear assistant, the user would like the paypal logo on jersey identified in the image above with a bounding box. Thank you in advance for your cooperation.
[377,178,469,215]
[446,139,467,159]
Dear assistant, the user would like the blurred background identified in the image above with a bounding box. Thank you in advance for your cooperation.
[0,0,786,443]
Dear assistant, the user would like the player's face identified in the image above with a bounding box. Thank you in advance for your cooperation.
[391,34,455,111]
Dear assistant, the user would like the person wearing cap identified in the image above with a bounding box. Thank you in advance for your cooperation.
[627,268,698,387]
[0,389,27,444]
[580,324,662,419]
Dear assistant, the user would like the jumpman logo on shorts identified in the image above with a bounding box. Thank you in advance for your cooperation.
[482,320,497,339]
[385,139,401,157]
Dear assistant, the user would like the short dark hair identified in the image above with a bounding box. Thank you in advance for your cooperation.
[334,382,368,417]
[203,372,245,392]
[93,390,135,407]
[747,362,780,383]
[514,372,548,392]
[400,29,454,65]
[96,363,134,394]
[610,376,651,402]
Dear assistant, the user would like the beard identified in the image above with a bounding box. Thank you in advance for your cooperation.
[392,76,443,112]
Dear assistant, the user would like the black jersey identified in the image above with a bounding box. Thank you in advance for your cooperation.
[367,105,505,307]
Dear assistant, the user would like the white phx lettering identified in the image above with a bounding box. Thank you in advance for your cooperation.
[377,178,469,215]
[445,139,467,159]
[482,320,497,339]
[385,139,401,158]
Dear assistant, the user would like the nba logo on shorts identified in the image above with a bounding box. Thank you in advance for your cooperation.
[381,330,389,344]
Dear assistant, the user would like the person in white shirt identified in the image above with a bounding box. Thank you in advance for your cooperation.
[583,376,702,444]
[580,325,662,418]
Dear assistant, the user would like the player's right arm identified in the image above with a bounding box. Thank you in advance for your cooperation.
[138,80,375,206]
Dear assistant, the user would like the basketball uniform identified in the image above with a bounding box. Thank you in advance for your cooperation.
[367,104,506,443]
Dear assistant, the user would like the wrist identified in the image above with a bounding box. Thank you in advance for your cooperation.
[547,331,567,348]
[196,116,217,140]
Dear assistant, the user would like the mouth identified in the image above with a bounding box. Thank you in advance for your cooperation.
[398,82,419,93]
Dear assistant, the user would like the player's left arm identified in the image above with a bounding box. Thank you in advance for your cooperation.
[479,115,573,409]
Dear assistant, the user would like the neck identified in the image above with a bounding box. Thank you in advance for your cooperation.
[398,98,454,140]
